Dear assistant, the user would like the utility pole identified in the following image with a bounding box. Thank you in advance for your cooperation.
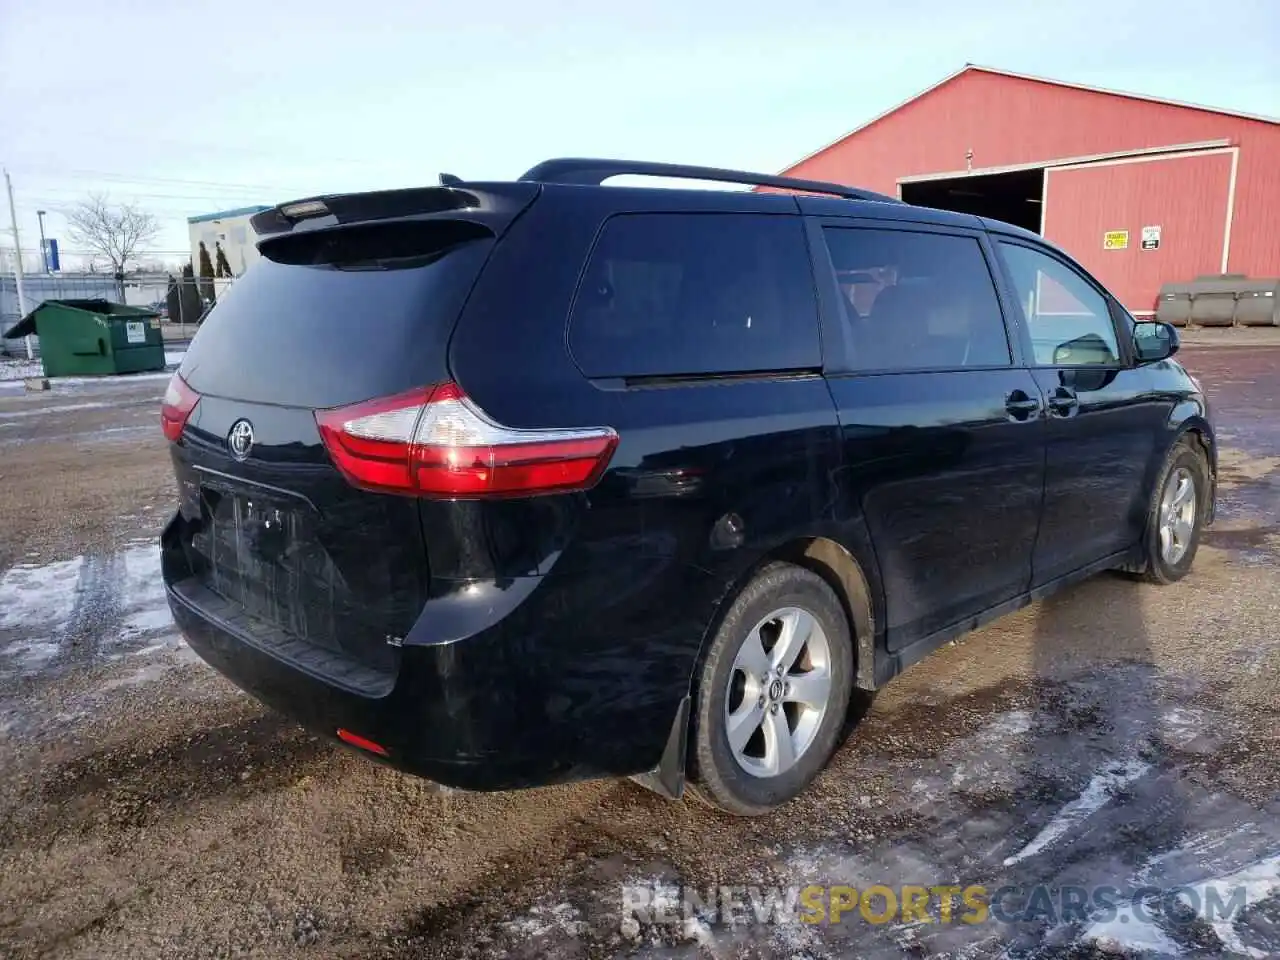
[4,169,34,360]
[36,210,48,273]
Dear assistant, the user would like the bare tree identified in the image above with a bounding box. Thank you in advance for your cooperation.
[65,194,160,283]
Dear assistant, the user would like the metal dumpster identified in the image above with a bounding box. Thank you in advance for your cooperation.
[1233,279,1280,327]
[1155,283,1194,327]
[1187,279,1238,327]
[1,299,165,377]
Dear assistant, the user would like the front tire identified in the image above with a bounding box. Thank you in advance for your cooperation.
[689,563,853,816]
[1138,439,1210,584]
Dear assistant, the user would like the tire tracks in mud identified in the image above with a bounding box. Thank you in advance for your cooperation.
[354,679,1067,958]
[57,551,123,665]
[357,669,1280,960]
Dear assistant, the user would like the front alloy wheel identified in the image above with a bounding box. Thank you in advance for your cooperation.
[1158,466,1197,566]
[1137,438,1208,584]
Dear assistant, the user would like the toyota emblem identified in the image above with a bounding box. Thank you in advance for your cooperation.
[228,419,255,461]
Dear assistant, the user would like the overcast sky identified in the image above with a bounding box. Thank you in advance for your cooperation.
[2,0,1277,265]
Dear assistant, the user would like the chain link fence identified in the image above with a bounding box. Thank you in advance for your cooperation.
[2,272,235,357]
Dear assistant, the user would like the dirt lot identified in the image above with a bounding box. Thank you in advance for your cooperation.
[0,344,1277,959]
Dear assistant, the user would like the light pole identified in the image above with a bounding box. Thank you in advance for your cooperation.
[36,210,48,273]
[4,170,34,359]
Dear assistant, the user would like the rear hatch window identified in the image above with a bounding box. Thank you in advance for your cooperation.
[180,220,493,408]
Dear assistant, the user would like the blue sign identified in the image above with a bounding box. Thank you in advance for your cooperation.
[43,238,60,271]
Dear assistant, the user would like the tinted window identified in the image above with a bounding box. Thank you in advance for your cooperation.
[180,222,491,408]
[998,242,1120,366]
[823,228,1011,371]
[569,214,819,378]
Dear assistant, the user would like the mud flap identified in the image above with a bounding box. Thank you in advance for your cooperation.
[628,695,689,801]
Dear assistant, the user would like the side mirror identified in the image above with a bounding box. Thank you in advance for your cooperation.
[1133,320,1179,364]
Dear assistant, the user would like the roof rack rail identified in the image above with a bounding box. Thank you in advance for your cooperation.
[519,158,899,203]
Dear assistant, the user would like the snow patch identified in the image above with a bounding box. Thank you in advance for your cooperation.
[108,543,171,645]
[984,709,1034,738]
[499,901,587,939]
[165,350,186,367]
[48,371,172,387]
[0,401,111,419]
[771,913,823,955]
[1139,824,1263,882]
[0,556,83,637]
[1003,759,1150,866]
[0,543,172,673]
[0,358,42,381]
[1179,853,1280,959]
[1159,706,1209,747]
[0,638,61,669]
[121,608,174,637]
[1084,912,1182,956]
[680,915,714,945]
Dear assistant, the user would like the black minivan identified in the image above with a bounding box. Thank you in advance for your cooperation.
[161,159,1214,815]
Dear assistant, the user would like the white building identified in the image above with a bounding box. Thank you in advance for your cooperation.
[187,205,271,277]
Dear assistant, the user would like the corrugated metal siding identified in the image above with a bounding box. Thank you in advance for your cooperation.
[783,69,1280,286]
[1226,128,1280,278]
[1044,153,1233,311]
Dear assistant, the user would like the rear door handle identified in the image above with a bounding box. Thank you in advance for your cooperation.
[1048,387,1079,417]
[1004,390,1041,421]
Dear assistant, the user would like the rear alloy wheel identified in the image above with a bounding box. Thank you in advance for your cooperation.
[1139,440,1209,584]
[691,563,853,815]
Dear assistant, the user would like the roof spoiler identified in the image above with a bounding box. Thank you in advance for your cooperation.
[519,157,900,203]
[250,182,540,240]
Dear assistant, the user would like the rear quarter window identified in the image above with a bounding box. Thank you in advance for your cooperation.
[568,213,819,378]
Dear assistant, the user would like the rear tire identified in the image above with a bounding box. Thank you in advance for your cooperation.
[689,563,853,816]
[1135,439,1209,584]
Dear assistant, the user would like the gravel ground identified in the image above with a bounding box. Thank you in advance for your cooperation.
[0,344,1277,959]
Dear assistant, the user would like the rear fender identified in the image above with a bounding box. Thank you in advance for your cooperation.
[631,528,885,802]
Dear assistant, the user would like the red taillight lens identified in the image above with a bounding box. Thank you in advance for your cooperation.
[315,382,618,498]
[160,373,200,442]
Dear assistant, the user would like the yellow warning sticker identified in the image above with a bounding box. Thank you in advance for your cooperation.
[1103,230,1129,250]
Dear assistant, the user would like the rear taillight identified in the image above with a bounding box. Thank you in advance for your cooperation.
[160,374,200,442]
[315,382,618,498]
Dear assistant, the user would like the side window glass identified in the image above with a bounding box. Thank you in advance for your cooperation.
[998,242,1121,366]
[822,227,1011,372]
[568,213,819,378]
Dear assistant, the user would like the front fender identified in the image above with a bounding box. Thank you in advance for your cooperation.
[1163,399,1216,523]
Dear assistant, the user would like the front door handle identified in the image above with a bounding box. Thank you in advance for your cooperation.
[1048,387,1079,417]
[1005,390,1041,421]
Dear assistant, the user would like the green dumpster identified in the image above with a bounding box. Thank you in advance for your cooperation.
[1,299,166,377]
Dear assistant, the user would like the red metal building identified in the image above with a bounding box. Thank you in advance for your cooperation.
[780,66,1280,312]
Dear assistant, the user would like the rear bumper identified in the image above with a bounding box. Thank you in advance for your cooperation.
[163,515,720,791]
[168,579,615,789]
